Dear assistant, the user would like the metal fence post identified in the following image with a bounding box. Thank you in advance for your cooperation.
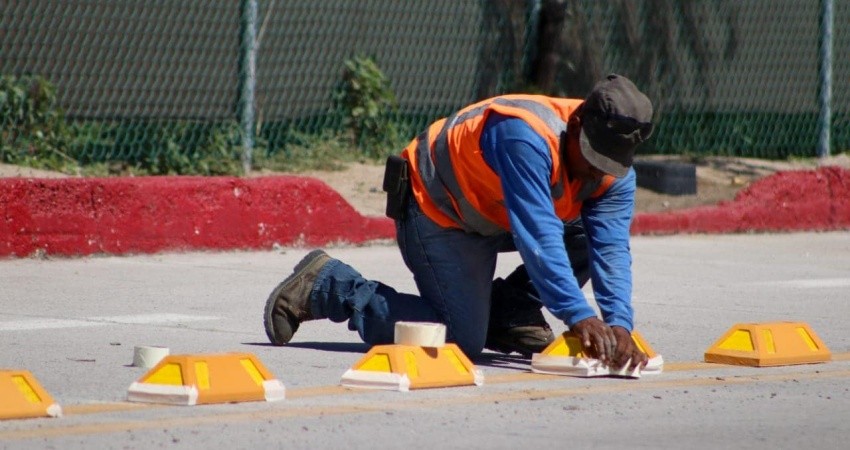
[240,0,259,174]
[818,0,834,158]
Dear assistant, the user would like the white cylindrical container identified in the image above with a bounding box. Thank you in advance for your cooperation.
[132,346,170,369]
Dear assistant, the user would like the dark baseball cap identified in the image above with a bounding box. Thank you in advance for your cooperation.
[579,74,654,177]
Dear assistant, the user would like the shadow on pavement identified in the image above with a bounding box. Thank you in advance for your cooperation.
[242,341,371,354]
[473,352,533,371]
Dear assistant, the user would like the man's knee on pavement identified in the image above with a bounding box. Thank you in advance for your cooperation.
[452,330,487,359]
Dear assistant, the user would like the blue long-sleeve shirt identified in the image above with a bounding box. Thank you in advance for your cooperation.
[479,112,635,330]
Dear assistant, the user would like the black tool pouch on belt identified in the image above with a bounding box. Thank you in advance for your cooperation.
[382,155,410,220]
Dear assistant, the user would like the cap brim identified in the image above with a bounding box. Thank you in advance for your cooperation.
[579,128,629,178]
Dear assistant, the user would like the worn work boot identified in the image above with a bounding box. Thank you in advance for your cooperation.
[485,277,555,358]
[264,249,332,346]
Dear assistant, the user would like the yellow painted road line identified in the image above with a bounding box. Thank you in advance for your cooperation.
[2,367,848,441]
[62,403,157,415]
[61,386,369,416]
[285,385,354,399]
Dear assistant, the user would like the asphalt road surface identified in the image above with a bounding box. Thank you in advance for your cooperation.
[1,232,849,449]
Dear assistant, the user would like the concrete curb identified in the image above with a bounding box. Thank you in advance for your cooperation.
[632,167,850,235]
[1,167,848,258]
[0,176,394,257]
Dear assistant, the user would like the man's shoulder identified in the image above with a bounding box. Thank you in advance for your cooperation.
[598,169,637,198]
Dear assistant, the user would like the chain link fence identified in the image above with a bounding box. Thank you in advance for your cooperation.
[1,0,847,175]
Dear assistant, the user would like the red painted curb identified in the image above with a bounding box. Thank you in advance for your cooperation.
[632,167,850,235]
[0,176,394,257]
[2,167,847,258]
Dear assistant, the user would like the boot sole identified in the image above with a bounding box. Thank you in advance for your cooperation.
[485,330,555,358]
[263,249,328,346]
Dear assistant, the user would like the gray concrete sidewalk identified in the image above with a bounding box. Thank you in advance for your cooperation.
[1,232,849,449]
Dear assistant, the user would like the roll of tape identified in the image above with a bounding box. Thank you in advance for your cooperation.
[133,346,170,369]
[394,321,446,347]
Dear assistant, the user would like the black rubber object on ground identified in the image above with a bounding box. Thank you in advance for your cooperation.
[633,160,697,195]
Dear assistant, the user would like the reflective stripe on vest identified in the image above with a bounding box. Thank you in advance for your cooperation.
[415,97,568,236]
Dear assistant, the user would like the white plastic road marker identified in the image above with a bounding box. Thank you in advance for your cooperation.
[394,322,446,347]
[530,330,664,378]
[531,354,665,378]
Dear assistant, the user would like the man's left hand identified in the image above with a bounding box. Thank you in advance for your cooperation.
[610,326,648,371]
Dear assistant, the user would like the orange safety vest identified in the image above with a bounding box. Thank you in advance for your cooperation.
[402,94,614,235]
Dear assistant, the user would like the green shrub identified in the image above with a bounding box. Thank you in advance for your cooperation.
[1,69,413,176]
[0,74,78,171]
[96,121,245,176]
[60,120,244,176]
[332,55,405,159]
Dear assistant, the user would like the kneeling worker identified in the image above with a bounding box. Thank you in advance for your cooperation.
[264,74,654,370]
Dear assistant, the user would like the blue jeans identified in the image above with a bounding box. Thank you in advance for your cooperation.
[308,198,587,358]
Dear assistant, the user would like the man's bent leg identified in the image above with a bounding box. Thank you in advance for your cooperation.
[396,200,504,358]
[264,250,441,347]
[310,256,441,345]
[485,269,555,357]
[486,218,591,357]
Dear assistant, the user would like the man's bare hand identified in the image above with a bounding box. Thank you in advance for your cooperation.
[610,326,648,371]
[571,317,617,364]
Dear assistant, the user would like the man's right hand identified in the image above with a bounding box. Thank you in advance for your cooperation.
[570,317,617,364]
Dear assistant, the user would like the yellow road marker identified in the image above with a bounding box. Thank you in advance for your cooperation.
[127,353,285,405]
[0,370,62,420]
[340,322,483,391]
[705,322,831,366]
[340,343,483,391]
